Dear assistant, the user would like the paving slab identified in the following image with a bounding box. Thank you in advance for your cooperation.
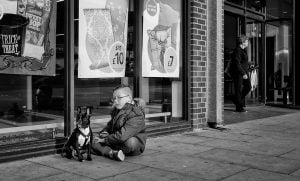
[30,172,95,181]
[224,106,295,124]
[194,148,300,174]
[228,128,298,140]
[0,160,32,169]
[230,123,291,132]
[153,133,216,144]
[284,129,300,135]
[255,140,300,150]
[99,167,205,181]
[197,133,296,156]
[127,151,248,180]
[0,160,62,181]
[186,129,260,142]
[147,138,214,155]
[140,147,160,156]
[280,149,300,161]
[291,168,300,177]
[222,169,300,181]
[27,154,145,180]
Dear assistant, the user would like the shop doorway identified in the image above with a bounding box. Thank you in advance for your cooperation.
[224,13,263,106]
[224,12,238,105]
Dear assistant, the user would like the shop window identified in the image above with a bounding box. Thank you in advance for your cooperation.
[266,21,293,105]
[0,0,63,145]
[75,0,184,126]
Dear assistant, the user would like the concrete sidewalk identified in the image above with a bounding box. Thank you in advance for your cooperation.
[1,110,300,180]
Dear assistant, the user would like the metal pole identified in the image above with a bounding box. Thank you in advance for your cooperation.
[64,0,74,136]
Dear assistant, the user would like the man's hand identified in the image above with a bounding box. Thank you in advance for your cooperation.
[242,74,248,79]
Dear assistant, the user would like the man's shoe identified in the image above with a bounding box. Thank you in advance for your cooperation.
[112,150,125,161]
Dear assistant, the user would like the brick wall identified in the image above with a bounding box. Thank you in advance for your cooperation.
[189,0,208,129]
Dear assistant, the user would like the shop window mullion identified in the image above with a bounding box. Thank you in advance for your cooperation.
[64,0,75,136]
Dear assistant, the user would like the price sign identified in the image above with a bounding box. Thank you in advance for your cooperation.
[146,0,157,16]
[164,47,177,73]
[109,41,126,72]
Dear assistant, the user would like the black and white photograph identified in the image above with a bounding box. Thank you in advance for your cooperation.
[0,0,299,180]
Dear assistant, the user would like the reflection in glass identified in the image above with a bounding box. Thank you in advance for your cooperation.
[246,0,265,12]
[245,20,262,104]
[266,0,293,19]
[266,21,293,104]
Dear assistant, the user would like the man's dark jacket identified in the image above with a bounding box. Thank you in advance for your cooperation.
[230,46,249,76]
[101,99,147,148]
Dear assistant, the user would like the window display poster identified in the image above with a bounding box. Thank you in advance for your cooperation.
[78,0,129,78]
[142,0,180,77]
[0,0,56,76]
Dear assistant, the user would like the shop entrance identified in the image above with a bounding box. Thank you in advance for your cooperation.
[224,13,263,106]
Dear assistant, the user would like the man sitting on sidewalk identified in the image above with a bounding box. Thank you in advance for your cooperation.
[92,85,147,161]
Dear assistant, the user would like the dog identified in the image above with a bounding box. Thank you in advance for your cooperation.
[62,106,93,162]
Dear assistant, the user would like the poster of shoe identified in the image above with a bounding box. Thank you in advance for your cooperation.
[78,0,129,78]
[0,0,56,76]
[142,0,181,77]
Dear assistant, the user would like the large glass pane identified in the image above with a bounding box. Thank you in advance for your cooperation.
[75,0,132,128]
[140,0,183,124]
[75,0,184,128]
[246,19,262,104]
[266,0,293,19]
[266,21,293,105]
[0,0,63,145]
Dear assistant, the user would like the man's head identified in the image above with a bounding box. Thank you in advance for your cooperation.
[112,84,133,109]
[237,35,249,49]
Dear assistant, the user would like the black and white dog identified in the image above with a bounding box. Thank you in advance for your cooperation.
[62,106,93,162]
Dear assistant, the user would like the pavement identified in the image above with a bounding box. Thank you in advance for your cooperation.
[1,106,300,181]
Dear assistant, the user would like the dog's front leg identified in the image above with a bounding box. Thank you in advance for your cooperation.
[86,131,93,161]
[74,141,84,162]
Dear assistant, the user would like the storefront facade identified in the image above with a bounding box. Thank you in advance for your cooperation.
[0,0,296,162]
[224,0,295,108]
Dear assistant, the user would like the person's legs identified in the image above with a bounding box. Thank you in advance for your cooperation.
[233,75,244,111]
[91,142,112,157]
[116,137,145,156]
[241,77,252,107]
[242,77,251,98]
[92,142,125,161]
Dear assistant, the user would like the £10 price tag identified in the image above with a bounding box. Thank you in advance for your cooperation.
[109,41,126,73]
